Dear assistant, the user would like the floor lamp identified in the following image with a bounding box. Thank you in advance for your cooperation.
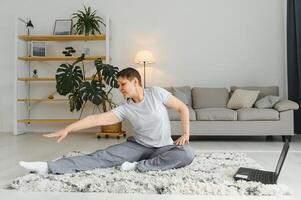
[134,50,155,88]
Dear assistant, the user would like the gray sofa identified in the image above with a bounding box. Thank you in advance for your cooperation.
[165,86,299,141]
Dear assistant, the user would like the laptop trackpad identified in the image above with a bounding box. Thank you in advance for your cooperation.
[235,174,248,179]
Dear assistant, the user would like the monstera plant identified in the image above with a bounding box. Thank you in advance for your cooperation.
[56,54,119,119]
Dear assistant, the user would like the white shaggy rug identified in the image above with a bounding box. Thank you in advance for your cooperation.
[5,151,291,196]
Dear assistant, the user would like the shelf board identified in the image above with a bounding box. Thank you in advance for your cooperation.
[18,34,106,41]
[18,56,105,61]
[18,77,94,81]
[18,98,68,102]
[18,77,54,81]
[17,119,78,123]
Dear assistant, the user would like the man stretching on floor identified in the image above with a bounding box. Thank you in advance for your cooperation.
[19,67,195,175]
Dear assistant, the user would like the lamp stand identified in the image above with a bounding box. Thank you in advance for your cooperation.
[143,61,146,88]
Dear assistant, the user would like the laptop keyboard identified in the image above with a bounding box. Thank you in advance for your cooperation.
[250,170,275,184]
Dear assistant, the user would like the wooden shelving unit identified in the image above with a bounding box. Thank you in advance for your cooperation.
[17,98,68,102]
[18,77,94,81]
[18,56,106,61]
[17,119,78,123]
[18,34,106,41]
[18,77,55,81]
[14,17,112,135]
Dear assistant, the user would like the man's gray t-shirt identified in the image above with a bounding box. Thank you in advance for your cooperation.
[111,86,173,147]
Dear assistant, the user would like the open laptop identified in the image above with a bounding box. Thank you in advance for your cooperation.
[233,142,289,184]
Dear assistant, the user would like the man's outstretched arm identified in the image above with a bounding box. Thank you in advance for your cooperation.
[43,111,121,143]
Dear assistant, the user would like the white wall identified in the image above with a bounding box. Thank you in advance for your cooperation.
[0,0,286,132]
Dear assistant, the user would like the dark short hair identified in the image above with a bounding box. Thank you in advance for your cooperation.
[116,67,142,86]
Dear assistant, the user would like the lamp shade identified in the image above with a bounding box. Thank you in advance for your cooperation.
[134,50,155,64]
[26,20,34,30]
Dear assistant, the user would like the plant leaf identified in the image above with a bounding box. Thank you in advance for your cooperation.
[94,58,119,88]
[56,63,83,95]
[78,80,106,105]
[68,89,84,112]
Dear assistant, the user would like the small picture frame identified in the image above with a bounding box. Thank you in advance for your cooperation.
[31,41,46,56]
[53,19,73,35]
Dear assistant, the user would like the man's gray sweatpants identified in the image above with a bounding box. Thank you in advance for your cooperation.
[47,136,195,174]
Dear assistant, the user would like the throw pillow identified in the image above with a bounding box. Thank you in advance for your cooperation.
[254,95,280,109]
[227,89,259,109]
[171,87,190,106]
[274,100,300,111]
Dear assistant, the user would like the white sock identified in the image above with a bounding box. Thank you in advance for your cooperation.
[120,161,138,171]
[19,161,49,175]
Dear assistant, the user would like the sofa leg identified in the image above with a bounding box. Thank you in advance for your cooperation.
[265,136,273,141]
[282,136,292,143]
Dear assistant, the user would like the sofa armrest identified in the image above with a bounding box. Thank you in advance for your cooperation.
[274,100,299,112]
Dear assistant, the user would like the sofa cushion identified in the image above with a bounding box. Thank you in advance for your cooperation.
[164,86,192,106]
[230,86,279,100]
[172,87,190,105]
[254,95,280,109]
[227,89,259,110]
[167,107,196,121]
[237,108,279,121]
[192,87,229,109]
[195,108,237,121]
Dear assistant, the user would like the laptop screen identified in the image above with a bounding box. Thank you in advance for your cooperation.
[275,142,289,177]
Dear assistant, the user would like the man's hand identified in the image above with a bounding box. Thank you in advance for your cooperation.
[43,128,70,143]
[174,133,190,146]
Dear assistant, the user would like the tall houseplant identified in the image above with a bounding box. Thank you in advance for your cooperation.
[55,54,121,131]
[72,6,106,35]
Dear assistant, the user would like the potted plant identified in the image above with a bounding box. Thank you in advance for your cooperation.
[55,54,122,133]
[72,6,106,35]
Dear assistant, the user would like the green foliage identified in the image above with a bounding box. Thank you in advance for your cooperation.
[95,58,119,88]
[56,54,119,115]
[56,63,83,96]
[72,6,105,35]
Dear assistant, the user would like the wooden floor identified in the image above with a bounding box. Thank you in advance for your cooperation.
[0,132,299,200]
